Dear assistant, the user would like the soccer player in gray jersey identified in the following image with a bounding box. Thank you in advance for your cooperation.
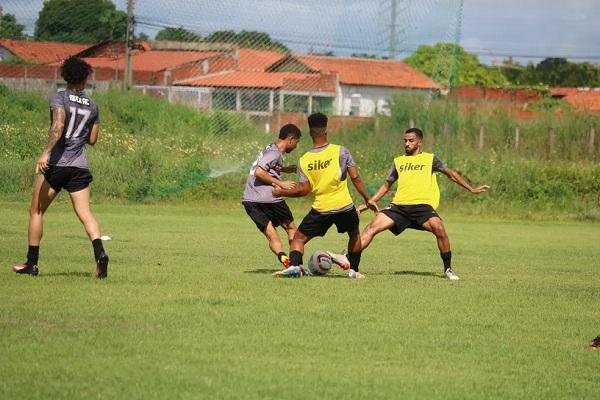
[12,57,109,278]
[242,124,302,268]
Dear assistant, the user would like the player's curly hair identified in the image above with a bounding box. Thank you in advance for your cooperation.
[61,57,92,85]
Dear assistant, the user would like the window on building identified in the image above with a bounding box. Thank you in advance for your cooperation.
[241,91,270,112]
[283,95,309,113]
[312,96,334,114]
[212,89,237,111]
[350,93,361,116]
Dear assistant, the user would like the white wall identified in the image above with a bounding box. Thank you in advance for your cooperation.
[335,85,422,117]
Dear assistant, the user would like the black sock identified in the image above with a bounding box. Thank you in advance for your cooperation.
[26,245,39,267]
[92,239,105,261]
[441,251,452,271]
[277,252,287,263]
[290,250,303,266]
[348,251,362,272]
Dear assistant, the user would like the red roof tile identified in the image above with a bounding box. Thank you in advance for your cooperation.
[179,71,336,93]
[0,39,88,64]
[237,48,287,72]
[50,51,224,73]
[295,54,440,89]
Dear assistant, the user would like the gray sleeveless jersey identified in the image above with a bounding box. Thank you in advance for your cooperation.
[48,90,100,170]
[243,143,284,203]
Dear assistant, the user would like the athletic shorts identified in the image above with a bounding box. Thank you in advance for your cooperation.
[43,165,93,193]
[242,201,294,232]
[298,207,359,238]
[381,204,441,235]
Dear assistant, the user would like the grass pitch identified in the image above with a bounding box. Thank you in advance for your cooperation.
[1,200,599,399]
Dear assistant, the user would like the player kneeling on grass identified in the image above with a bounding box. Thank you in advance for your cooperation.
[12,57,109,279]
[358,127,489,281]
[271,113,378,278]
[242,124,302,268]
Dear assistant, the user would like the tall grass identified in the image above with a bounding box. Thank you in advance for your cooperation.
[1,86,598,218]
[0,87,266,202]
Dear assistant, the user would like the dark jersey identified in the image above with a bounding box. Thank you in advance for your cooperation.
[48,90,100,170]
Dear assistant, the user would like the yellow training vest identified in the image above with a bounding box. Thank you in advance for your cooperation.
[300,144,353,212]
[392,152,440,209]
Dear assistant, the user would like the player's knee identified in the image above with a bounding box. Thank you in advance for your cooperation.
[432,224,447,238]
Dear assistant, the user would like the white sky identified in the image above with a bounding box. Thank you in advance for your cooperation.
[2,0,599,65]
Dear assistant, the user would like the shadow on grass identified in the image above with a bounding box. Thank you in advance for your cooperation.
[39,271,93,278]
[393,270,445,279]
[244,268,279,274]
[244,268,348,279]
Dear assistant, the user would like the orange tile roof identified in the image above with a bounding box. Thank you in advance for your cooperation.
[179,71,336,93]
[295,54,440,89]
[551,87,600,112]
[237,48,287,71]
[50,51,224,72]
[0,39,88,64]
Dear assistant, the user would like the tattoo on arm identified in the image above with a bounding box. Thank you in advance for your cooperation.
[43,108,65,153]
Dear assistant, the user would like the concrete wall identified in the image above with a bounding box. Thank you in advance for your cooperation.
[337,85,426,117]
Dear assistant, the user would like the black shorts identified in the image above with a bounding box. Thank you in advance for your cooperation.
[43,166,93,193]
[242,201,294,232]
[298,207,359,238]
[381,204,441,235]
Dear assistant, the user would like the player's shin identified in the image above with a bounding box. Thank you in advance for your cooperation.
[290,250,303,266]
[348,251,362,272]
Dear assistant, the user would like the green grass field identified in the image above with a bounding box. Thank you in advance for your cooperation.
[1,199,599,399]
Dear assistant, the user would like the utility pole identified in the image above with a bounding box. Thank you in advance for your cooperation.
[389,0,397,59]
[123,0,135,90]
[0,6,4,31]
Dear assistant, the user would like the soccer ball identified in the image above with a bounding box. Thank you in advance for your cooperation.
[308,250,333,276]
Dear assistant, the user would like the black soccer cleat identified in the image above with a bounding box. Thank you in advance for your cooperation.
[96,252,109,279]
[13,263,39,276]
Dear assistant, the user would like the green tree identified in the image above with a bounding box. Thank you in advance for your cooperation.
[404,42,509,87]
[155,27,202,42]
[499,57,600,87]
[0,13,25,39]
[34,0,127,43]
[205,30,289,53]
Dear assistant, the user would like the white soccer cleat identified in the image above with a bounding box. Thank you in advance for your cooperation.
[445,268,460,281]
[327,251,350,270]
[348,269,365,279]
[272,266,311,278]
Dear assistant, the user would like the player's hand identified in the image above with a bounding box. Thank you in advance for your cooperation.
[272,186,283,197]
[277,180,297,191]
[471,185,490,194]
[284,165,297,174]
[365,199,379,214]
[36,152,50,173]
[356,204,368,214]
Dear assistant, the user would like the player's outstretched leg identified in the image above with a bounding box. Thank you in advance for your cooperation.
[272,229,311,277]
[423,217,458,281]
[69,187,109,278]
[14,175,57,276]
[263,221,294,268]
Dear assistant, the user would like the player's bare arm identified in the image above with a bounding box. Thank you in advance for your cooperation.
[348,166,379,213]
[255,166,297,190]
[281,165,297,174]
[87,123,100,145]
[357,180,391,213]
[272,181,311,198]
[441,167,490,194]
[37,107,66,173]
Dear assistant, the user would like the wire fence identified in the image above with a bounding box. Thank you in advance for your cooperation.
[0,0,464,128]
